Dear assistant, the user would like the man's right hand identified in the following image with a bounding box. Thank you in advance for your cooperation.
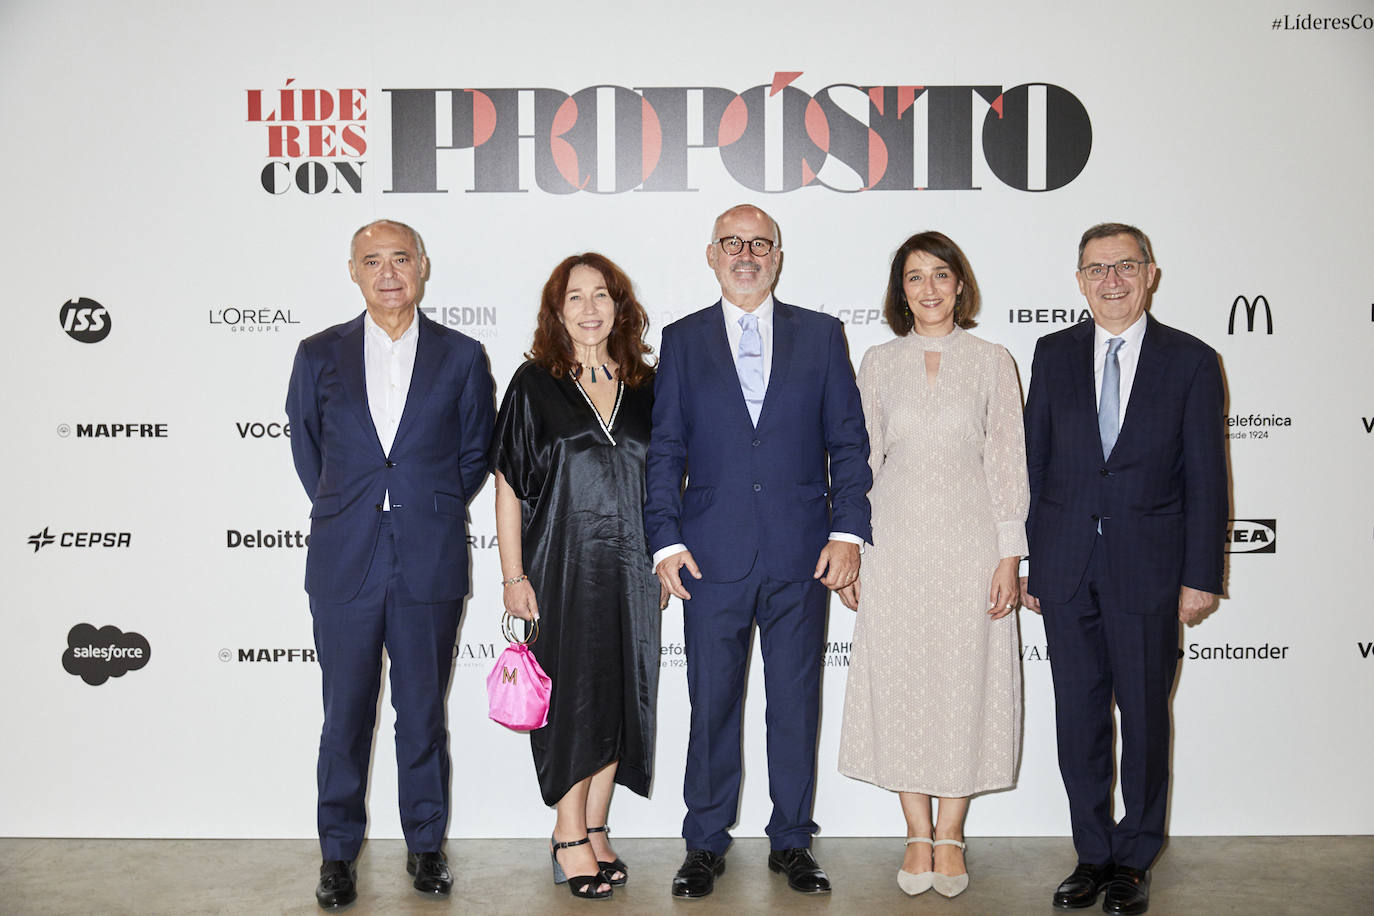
[656,549,702,602]
[1019,576,1041,614]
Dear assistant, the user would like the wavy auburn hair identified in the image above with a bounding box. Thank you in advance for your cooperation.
[527,253,655,388]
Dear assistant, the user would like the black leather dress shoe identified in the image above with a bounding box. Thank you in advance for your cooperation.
[315,859,357,911]
[767,847,831,894]
[406,850,453,898]
[1102,866,1150,915]
[671,849,725,898]
[1052,862,1115,909]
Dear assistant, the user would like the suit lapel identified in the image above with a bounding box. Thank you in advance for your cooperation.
[700,301,756,428]
[336,316,383,455]
[1068,320,1097,440]
[1114,314,1169,457]
[390,313,446,454]
[757,300,795,428]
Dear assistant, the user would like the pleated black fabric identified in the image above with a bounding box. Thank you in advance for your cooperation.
[491,361,661,806]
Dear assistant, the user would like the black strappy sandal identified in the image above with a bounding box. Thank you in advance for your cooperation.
[550,835,614,900]
[587,825,628,886]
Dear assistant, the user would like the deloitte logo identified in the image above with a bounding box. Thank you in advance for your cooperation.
[59,298,112,343]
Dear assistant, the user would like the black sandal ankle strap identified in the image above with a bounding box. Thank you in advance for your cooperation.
[552,836,592,851]
[587,826,609,835]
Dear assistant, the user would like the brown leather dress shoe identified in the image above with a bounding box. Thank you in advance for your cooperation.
[767,847,831,894]
[406,850,453,897]
[1102,865,1150,915]
[315,859,357,911]
[1052,862,1115,909]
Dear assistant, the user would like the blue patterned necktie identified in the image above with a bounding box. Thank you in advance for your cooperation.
[737,313,765,425]
[1098,336,1125,459]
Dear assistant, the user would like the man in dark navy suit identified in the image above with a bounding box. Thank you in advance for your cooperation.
[644,204,872,898]
[286,219,494,910]
[1022,223,1227,915]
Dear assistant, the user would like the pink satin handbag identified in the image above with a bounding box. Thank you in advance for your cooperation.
[486,613,551,731]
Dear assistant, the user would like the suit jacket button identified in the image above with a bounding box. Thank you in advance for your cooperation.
[386,460,397,468]
[375,504,383,512]
[1100,468,1110,477]
[752,438,762,447]
[752,483,762,492]
[1091,514,1100,522]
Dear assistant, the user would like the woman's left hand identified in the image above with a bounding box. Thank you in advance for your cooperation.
[988,557,1021,619]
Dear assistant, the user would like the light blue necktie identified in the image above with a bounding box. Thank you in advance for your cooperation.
[1098,337,1125,459]
[737,313,765,425]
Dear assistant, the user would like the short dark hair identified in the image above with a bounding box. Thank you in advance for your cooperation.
[882,231,981,335]
[1077,222,1153,268]
[527,253,656,388]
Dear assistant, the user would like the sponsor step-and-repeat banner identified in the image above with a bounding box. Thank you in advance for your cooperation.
[3,0,1372,840]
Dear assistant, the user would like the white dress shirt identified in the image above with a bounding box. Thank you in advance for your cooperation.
[1094,313,1148,428]
[364,309,419,508]
[650,295,860,570]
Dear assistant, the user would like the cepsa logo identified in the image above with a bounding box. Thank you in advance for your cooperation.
[249,73,1091,196]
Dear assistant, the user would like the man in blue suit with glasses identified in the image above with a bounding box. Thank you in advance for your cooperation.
[645,204,872,899]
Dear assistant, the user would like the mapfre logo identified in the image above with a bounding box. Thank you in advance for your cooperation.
[1228,294,1273,334]
[249,73,1092,196]
[63,624,150,686]
[59,297,112,343]
[1225,519,1277,554]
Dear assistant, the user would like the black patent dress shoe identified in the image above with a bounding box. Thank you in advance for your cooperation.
[671,849,725,898]
[315,859,357,910]
[406,850,453,898]
[1052,862,1115,909]
[767,847,831,894]
[1102,865,1150,915]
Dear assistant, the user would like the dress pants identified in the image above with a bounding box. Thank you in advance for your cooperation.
[681,564,827,855]
[310,514,462,861]
[1041,534,1179,870]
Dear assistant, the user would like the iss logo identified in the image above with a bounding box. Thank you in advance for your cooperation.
[1225,519,1277,554]
[59,298,112,343]
[1228,295,1273,335]
[62,623,150,686]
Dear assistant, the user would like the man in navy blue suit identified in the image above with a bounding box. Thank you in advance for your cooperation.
[644,204,872,898]
[1022,223,1226,915]
[286,219,494,910]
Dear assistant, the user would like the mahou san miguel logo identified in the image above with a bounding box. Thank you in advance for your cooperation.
[248,73,1091,195]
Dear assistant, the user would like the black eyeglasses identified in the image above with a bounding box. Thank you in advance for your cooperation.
[1078,259,1149,281]
[716,236,776,256]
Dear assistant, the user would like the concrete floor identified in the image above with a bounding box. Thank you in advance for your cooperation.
[1,836,1370,915]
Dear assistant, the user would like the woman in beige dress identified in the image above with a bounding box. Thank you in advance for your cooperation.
[838,231,1029,898]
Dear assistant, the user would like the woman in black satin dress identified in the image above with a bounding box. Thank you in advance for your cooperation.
[491,252,664,900]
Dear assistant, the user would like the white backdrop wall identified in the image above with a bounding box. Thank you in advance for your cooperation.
[3,0,1372,840]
